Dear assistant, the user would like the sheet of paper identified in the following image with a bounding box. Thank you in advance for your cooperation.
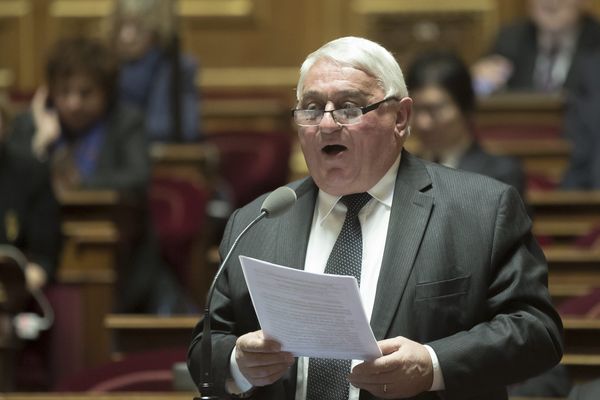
[240,255,382,361]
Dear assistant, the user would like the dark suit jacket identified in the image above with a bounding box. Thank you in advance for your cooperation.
[458,142,525,197]
[188,151,563,400]
[561,51,600,189]
[7,104,150,194]
[7,105,169,313]
[491,14,600,91]
[569,378,600,400]
[0,144,61,279]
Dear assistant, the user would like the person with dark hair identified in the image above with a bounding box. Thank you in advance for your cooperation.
[8,37,192,314]
[107,0,200,142]
[8,37,148,194]
[472,0,600,95]
[407,51,526,196]
[188,37,562,400]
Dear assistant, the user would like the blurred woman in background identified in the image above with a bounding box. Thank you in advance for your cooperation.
[407,51,526,197]
[8,37,192,314]
[107,0,200,142]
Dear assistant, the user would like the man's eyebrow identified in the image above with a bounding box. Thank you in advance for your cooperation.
[333,89,370,99]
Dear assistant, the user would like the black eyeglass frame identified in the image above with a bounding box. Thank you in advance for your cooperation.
[291,96,400,126]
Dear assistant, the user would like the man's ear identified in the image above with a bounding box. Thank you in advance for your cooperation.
[395,97,413,139]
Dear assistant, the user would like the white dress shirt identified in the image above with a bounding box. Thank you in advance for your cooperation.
[228,154,445,398]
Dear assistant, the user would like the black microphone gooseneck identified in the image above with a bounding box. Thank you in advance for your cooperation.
[194,186,297,399]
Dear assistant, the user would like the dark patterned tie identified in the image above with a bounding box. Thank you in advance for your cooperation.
[306,192,372,400]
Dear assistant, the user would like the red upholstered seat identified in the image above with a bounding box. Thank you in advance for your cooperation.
[558,288,600,317]
[149,176,209,286]
[205,131,292,209]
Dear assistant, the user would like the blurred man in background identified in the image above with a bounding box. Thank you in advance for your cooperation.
[472,0,600,95]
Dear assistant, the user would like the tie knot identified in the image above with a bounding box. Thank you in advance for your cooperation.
[341,192,372,216]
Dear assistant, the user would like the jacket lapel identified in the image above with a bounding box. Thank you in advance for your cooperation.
[274,178,317,270]
[370,151,434,339]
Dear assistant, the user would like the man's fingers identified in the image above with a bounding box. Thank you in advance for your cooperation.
[348,368,396,385]
[244,363,293,387]
[242,360,293,379]
[237,331,282,353]
[351,352,399,376]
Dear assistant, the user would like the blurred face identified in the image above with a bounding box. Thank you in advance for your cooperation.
[297,59,412,196]
[52,74,107,133]
[529,0,584,34]
[411,85,471,155]
[114,18,155,61]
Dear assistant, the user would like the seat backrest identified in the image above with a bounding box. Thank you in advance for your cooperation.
[205,131,292,209]
[149,175,209,285]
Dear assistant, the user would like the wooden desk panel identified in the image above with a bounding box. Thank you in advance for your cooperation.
[529,190,600,245]
[475,92,565,133]
[105,314,201,356]
[56,190,143,377]
[561,318,600,382]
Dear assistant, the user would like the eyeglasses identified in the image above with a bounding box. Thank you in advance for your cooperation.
[292,96,399,126]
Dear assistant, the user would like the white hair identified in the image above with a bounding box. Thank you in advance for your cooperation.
[296,36,408,101]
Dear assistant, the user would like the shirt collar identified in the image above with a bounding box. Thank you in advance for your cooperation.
[316,153,401,224]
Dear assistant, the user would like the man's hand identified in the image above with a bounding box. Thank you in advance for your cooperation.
[235,330,295,387]
[348,336,433,399]
[471,55,514,95]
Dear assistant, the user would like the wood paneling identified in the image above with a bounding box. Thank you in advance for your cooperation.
[0,0,35,89]
[0,0,542,91]
[2,0,599,91]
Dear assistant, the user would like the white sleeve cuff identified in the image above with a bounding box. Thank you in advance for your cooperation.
[424,344,446,391]
[227,346,254,394]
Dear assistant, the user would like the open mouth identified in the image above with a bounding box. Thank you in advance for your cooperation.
[322,144,347,155]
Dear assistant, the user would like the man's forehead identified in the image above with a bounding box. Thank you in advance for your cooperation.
[298,59,386,104]
[300,89,371,101]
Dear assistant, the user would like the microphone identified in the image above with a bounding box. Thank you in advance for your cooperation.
[193,186,297,399]
[0,245,54,340]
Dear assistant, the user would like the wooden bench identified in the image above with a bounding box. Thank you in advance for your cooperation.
[104,314,201,358]
[529,190,600,244]
[56,189,141,378]
[483,138,571,187]
[544,246,600,302]
[475,92,569,188]
[562,317,600,382]
[202,91,294,134]
[475,92,565,136]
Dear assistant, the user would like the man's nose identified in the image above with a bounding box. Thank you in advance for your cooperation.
[319,110,341,133]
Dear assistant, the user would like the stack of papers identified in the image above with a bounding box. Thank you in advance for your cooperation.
[240,256,382,361]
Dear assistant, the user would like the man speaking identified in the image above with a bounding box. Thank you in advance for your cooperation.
[188,36,562,400]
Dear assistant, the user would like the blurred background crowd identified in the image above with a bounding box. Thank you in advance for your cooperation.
[1,0,600,397]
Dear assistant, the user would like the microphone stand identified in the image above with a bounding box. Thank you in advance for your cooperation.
[194,211,267,399]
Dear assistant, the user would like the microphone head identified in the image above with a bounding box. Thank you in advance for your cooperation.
[260,186,297,218]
